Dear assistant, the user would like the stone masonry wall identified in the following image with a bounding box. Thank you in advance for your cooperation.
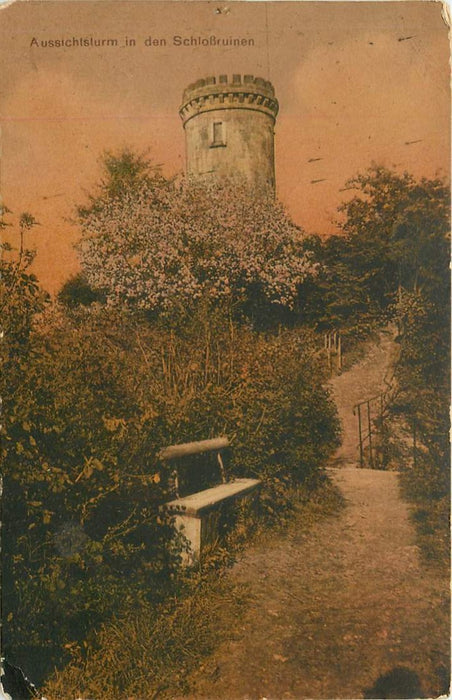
[180,74,278,189]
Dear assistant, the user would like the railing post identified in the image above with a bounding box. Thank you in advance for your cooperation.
[367,400,373,468]
[357,403,364,468]
[378,393,384,467]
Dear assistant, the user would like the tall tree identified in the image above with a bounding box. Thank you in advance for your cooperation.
[336,164,450,307]
[311,165,450,335]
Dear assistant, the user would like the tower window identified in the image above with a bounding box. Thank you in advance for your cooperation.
[211,121,226,147]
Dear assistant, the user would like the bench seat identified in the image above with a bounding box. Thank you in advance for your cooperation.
[166,478,261,516]
[165,478,261,564]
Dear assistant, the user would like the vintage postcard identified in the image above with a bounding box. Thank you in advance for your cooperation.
[0,1,450,698]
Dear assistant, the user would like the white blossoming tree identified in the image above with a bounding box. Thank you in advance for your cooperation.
[77,150,316,320]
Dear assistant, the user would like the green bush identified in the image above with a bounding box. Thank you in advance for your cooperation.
[409,497,450,566]
[392,291,449,502]
[2,307,182,681]
[3,297,339,684]
[57,272,106,308]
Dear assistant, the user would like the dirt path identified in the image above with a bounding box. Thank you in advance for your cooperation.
[328,328,399,468]
[179,332,449,700]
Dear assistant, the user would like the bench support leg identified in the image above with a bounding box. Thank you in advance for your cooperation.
[174,514,202,565]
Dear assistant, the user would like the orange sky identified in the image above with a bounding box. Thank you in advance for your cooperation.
[0,1,449,293]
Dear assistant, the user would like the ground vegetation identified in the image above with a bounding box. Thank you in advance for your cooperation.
[2,155,449,695]
[1,164,339,688]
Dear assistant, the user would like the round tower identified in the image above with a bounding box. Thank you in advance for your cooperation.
[179,74,279,189]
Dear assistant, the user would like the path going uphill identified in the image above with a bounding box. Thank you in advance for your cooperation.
[178,331,449,700]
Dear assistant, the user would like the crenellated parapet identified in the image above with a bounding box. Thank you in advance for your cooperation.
[180,73,278,189]
[179,74,279,127]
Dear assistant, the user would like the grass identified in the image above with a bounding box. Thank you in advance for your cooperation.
[410,496,450,568]
[43,474,344,700]
[44,575,247,699]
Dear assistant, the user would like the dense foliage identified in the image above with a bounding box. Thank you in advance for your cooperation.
[309,165,450,338]
[2,250,339,684]
[0,213,49,349]
[57,272,106,308]
[391,286,449,485]
[307,164,450,561]
[4,155,448,693]
[76,151,316,325]
[1,159,338,683]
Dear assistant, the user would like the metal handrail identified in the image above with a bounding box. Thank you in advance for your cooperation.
[353,392,387,468]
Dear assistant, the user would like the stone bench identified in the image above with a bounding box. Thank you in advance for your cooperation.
[160,437,260,565]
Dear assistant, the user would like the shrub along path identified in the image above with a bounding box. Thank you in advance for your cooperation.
[176,330,449,700]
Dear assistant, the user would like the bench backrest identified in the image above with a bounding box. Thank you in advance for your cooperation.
[159,437,230,498]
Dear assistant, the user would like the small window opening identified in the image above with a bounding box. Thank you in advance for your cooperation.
[211,121,226,147]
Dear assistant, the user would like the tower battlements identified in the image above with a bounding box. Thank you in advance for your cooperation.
[180,74,278,189]
[179,74,279,126]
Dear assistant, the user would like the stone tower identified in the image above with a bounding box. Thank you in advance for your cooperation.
[179,74,279,189]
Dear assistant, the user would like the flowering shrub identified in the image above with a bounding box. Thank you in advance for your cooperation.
[77,156,316,320]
